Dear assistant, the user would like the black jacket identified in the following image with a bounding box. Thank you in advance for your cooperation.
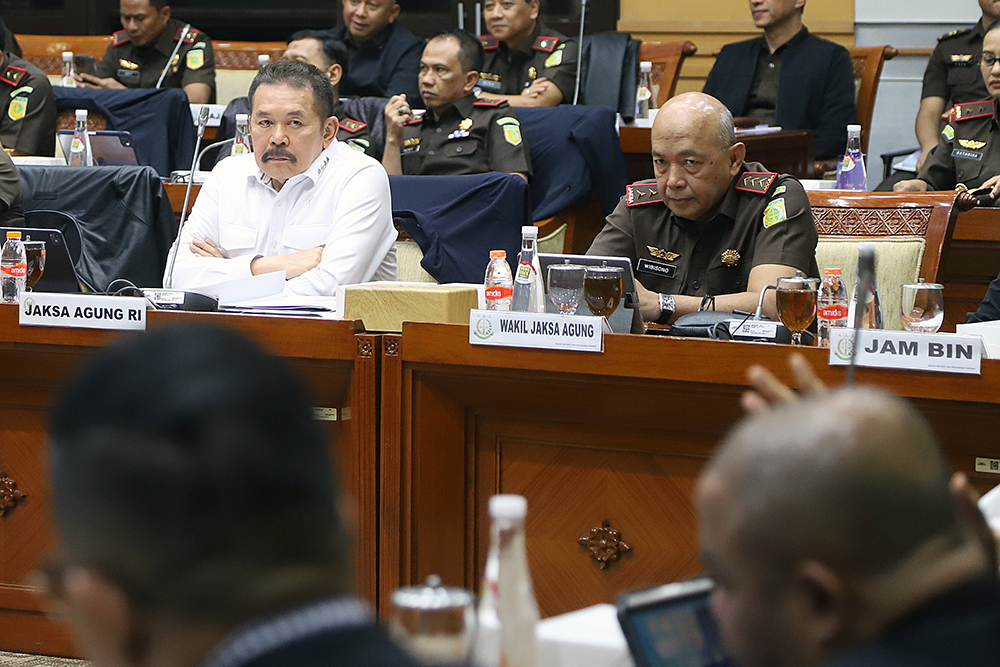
[703,27,856,160]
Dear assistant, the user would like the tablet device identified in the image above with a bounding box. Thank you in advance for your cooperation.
[0,227,83,293]
[57,130,139,167]
[538,253,644,334]
[617,577,738,667]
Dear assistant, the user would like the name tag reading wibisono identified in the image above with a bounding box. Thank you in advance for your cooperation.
[469,309,605,352]
[20,293,147,331]
[828,328,982,375]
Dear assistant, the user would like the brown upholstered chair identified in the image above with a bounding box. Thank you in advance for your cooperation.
[637,41,698,108]
[16,34,114,75]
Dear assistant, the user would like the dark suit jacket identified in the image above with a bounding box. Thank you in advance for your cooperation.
[703,27,856,160]
[329,23,422,103]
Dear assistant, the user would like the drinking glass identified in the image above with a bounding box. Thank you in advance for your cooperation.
[776,275,819,345]
[584,265,624,318]
[389,575,475,664]
[23,241,45,291]
[900,281,944,332]
[547,263,585,314]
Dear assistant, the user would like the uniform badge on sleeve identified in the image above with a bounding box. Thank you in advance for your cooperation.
[497,117,522,146]
[545,48,563,68]
[186,49,205,70]
[7,97,27,121]
[942,124,955,141]
[763,198,787,228]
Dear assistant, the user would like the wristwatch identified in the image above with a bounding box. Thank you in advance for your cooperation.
[655,293,675,324]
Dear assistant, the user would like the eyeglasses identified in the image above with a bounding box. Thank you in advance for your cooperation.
[981,53,1000,68]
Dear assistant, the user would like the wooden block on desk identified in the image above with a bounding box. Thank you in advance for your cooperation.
[344,283,478,333]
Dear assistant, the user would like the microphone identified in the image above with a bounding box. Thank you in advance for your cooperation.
[754,284,775,320]
[145,108,222,311]
[572,0,587,105]
[156,23,191,89]
[846,243,876,385]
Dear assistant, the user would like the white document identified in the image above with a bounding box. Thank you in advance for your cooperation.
[199,271,286,306]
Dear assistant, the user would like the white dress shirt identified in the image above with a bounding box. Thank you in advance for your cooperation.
[167,140,397,296]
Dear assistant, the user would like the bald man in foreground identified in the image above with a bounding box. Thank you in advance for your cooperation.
[699,388,1000,667]
[587,92,818,325]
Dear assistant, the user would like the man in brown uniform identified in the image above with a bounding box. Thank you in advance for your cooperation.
[477,0,578,106]
[588,92,818,325]
[0,148,24,226]
[383,30,531,179]
[77,0,216,104]
[0,48,56,156]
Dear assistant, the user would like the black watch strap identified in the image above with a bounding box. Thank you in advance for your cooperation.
[655,293,675,324]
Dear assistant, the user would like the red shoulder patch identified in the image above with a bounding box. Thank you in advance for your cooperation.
[532,36,560,52]
[479,36,499,50]
[735,172,777,194]
[175,26,199,43]
[626,182,662,207]
[404,112,425,126]
[0,66,26,87]
[112,29,130,46]
[339,117,368,133]
[954,100,995,121]
[474,99,506,107]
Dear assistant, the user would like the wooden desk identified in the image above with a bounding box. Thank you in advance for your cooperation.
[0,310,378,657]
[380,323,1000,618]
[941,206,1000,330]
[619,126,815,183]
[164,181,203,220]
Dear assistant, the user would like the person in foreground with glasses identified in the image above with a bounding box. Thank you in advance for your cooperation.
[896,19,1000,195]
[41,325,428,667]
[699,382,1000,667]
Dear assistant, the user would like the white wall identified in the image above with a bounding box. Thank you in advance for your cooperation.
[856,0,985,187]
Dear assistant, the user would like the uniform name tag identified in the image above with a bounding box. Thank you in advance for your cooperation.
[478,78,502,91]
[952,148,983,161]
[118,69,140,82]
[637,258,677,279]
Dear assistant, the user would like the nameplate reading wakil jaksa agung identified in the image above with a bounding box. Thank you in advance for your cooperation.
[828,328,982,375]
[469,309,607,353]
[19,292,147,331]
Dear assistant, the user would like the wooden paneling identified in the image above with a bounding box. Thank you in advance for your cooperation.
[382,322,1000,619]
[0,310,375,658]
[941,207,1000,329]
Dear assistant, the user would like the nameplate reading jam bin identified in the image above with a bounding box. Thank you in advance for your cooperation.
[469,309,607,353]
[19,293,147,331]
[828,328,982,375]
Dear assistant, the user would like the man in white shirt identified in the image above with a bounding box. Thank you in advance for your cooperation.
[167,59,397,295]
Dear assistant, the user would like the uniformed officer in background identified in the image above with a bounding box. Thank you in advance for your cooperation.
[382,30,531,179]
[588,92,818,325]
[897,19,1000,194]
[913,0,1000,171]
[476,0,578,107]
[78,0,216,104]
[0,37,56,156]
[0,148,24,226]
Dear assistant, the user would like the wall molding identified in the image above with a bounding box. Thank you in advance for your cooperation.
[617,18,854,34]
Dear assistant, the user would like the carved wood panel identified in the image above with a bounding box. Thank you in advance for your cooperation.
[813,206,932,236]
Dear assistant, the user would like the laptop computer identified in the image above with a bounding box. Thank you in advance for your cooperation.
[617,576,738,667]
[0,227,83,293]
[538,253,644,334]
[57,130,139,167]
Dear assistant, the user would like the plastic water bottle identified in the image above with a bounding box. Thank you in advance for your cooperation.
[1,231,27,304]
[836,124,867,191]
[230,113,251,156]
[635,61,653,121]
[511,226,544,313]
[817,267,848,347]
[68,109,92,167]
[60,51,76,87]
[484,250,513,311]
[473,495,540,667]
[258,54,270,69]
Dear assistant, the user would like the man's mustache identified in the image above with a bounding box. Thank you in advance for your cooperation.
[261,147,297,162]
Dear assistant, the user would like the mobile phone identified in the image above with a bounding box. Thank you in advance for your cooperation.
[73,54,96,76]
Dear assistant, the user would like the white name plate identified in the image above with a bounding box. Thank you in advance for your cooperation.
[19,293,147,331]
[469,309,606,353]
[828,328,981,375]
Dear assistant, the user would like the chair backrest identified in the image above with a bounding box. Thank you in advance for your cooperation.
[17,34,114,75]
[204,41,286,107]
[808,191,968,329]
[638,41,698,108]
[57,109,107,132]
[848,45,898,155]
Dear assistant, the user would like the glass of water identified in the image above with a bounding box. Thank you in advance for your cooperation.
[547,263,585,314]
[900,280,944,332]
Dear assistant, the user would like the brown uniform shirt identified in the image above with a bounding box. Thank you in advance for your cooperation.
[0,51,56,156]
[400,94,531,176]
[587,162,819,296]
[922,23,990,105]
[917,99,1000,190]
[478,21,578,102]
[95,18,216,102]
